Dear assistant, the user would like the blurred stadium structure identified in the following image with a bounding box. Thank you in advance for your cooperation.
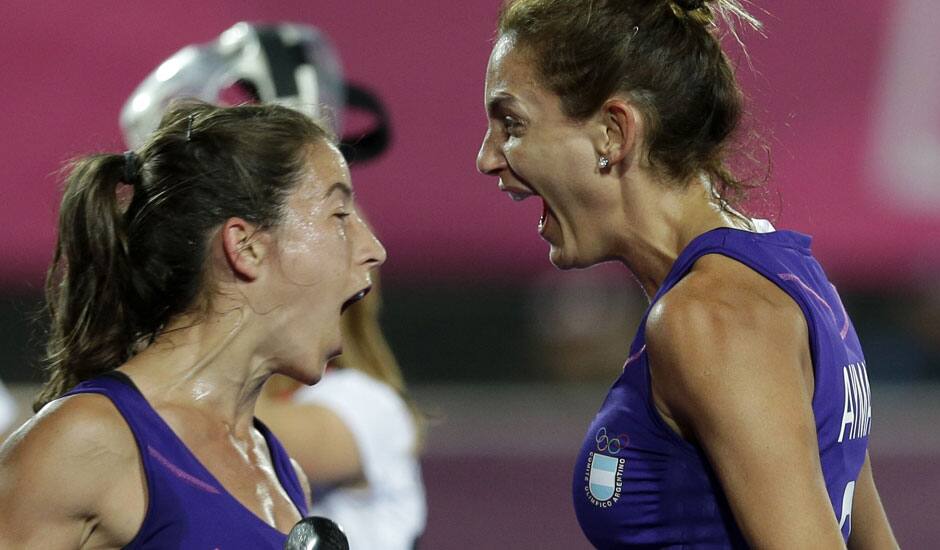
[1,1,938,547]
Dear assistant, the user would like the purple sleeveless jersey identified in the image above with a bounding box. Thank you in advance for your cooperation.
[62,372,308,549]
[573,228,871,548]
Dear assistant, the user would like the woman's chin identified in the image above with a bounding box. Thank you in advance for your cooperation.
[281,353,333,385]
[549,251,571,270]
[549,243,599,270]
[549,243,578,270]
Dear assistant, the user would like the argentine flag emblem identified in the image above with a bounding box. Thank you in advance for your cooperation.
[588,453,620,501]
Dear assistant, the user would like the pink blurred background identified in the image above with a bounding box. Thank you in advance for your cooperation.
[2,1,939,548]
[3,0,939,290]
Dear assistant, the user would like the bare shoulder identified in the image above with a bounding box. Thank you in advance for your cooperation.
[0,393,145,547]
[646,253,811,432]
[645,254,843,546]
[647,253,807,363]
[2,392,137,471]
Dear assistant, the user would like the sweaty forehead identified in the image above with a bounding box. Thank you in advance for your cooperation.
[486,36,536,96]
[484,35,554,114]
[294,142,352,202]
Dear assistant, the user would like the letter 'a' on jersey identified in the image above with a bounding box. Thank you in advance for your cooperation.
[573,225,870,548]
[62,372,308,548]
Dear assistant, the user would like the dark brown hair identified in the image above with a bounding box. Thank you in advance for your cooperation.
[35,101,334,411]
[498,0,765,208]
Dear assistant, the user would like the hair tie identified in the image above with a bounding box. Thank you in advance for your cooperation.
[123,150,141,185]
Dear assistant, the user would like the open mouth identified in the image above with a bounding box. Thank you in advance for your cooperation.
[499,180,534,202]
[341,286,371,313]
[499,182,548,233]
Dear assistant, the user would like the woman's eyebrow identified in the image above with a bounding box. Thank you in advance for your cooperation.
[323,181,353,200]
[486,94,521,117]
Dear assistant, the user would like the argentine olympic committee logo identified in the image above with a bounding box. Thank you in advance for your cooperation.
[583,427,627,508]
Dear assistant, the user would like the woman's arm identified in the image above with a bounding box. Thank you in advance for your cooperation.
[256,399,364,486]
[0,394,145,549]
[646,255,847,549]
[847,452,899,549]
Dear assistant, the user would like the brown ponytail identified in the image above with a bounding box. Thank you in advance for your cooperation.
[36,154,137,411]
[35,101,334,411]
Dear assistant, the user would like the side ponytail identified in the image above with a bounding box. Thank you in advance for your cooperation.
[35,154,136,411]
[34,102,335,412]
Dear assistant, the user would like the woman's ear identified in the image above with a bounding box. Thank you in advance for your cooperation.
[598,97,641,168]
[220,217,269,281]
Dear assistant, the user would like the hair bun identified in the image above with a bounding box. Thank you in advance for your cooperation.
[669,0,715,25]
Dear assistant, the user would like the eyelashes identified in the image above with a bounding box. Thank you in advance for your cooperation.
[502,115,524,135]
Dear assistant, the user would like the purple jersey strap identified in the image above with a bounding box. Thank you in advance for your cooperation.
[63,372,308,548]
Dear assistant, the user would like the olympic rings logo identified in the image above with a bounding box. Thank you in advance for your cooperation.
[595,427,629,455]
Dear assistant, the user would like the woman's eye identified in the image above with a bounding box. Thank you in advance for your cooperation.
[334,211,350,220]
[502,116,523,135]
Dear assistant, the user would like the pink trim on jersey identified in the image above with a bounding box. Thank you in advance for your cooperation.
[829,283,851,339]
[778,273,847,340]
[623,345,647,370]
[148,445,220,494]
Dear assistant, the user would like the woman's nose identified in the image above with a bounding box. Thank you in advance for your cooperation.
[359,218,387,268]
[476,128,505,176]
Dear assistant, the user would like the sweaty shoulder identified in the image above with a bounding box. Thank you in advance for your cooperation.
[645,253,811,437]
[0,393,146,548]
[649,253,805,342]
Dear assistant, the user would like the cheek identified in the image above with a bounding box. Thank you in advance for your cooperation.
[291,244,348,288]
[511,132,591,180]
[542,152,612,224]
[504,137,551,186]
[502,138,523,167]
[560,183,614,231]
[276,226,350,289]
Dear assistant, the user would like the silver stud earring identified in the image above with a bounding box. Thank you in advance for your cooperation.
[598,156,610,169]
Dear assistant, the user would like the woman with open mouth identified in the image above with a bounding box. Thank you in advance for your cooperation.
[0,101,385,548]
[476,1,898,548]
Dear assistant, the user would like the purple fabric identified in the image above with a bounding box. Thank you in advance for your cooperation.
[62,372,307,549]
[573,228,870,548]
